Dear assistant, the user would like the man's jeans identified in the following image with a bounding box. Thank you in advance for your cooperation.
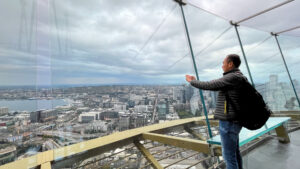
[219,120,243,169]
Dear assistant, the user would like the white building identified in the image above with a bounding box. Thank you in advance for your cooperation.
[0,107,9,116]
[114,104,127,111]
[119,114,130,131]
[78,111,101,123]
[265,75,298,112]
[134,105,152,113]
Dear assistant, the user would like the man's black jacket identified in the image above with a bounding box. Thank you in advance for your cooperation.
[190,68,246,121]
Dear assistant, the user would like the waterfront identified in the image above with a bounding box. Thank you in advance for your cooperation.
[0,99,70,112]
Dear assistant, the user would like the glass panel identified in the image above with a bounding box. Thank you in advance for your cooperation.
[188,0,300,37]
[187,0,284,23]
[48,0,199,168]
[241,0,300,37]
[182,4,252,168]
[183,4,251,116]
[278,35,300,108]
[238,26,300,112]
[3,0,299,168]
[0,0,39,166]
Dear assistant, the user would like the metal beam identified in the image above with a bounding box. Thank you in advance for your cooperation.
[164,152,200,168]
[0,156,39,169]
[173,0,187,5]
[235,0,294,24]
[274,25,300,35]
[38,150,54,166]
[275,125,290,143]
[41,162,52,169]
[184,125,206,140]
[53,116,212,168]
[152,125,185,135]
[272,34,300,108]
[231,22,255,86]
[1,116,212,169]
[272,112,300,121]
[142,132,222,156]
[194,120,219,127]
[53,137,135,168]
[134,141,163,169]
[176,0,213,138]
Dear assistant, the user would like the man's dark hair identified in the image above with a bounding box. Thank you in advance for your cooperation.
[227,54,241,68]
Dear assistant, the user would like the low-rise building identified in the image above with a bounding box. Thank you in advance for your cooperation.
[78,111,101,123]
[0,146,16,165]
[0,107,8,116]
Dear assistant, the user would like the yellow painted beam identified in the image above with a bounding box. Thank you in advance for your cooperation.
[184,125,206,140]
[0,150,54,169]
[0,115,214,169]
[194,120,219,127]
[38,150,54,165]
[142,132,221,156]
[134,141,163,169]
[52,115,213,160]
[275,124,290,143]
[41,162,51,169]
[0,155,38,169]
[272,113,300,121]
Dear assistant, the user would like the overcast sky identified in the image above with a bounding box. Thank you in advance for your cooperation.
[0,0,299,87]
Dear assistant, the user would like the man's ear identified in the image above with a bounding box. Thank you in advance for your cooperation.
[229,62,234,68]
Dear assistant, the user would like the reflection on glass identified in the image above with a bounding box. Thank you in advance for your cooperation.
[0,0,40,166]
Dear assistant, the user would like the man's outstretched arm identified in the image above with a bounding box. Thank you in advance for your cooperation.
[185,75,237,91]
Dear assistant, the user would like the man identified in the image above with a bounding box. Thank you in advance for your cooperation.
[186,54,245,169]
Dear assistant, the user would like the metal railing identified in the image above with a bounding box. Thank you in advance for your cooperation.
[1,115,223,169]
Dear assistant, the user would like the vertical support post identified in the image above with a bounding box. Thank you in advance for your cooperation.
[134,141,163,169]
[184,125,206,140]
[272,33,300,108]
[231,22,255,87]
[37,150,53,169]
[275,124,290,143]
[176,0,212,138]
[232,22,271,131]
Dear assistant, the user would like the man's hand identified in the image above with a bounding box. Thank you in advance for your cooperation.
[185,75,196,82]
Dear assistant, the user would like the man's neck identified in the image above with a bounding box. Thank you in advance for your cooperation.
[223,68,239,75]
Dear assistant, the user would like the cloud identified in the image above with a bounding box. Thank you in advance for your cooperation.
[0,0,299,86]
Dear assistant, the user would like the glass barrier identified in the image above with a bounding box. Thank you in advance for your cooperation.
[183,4,252,116]
[1,0,299,168]
[238,26,300,112]
[187,0,283,23]
[0,0,39,166]
[48,0,202,168]
[241,0,300,37]
[278,35,300,106]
